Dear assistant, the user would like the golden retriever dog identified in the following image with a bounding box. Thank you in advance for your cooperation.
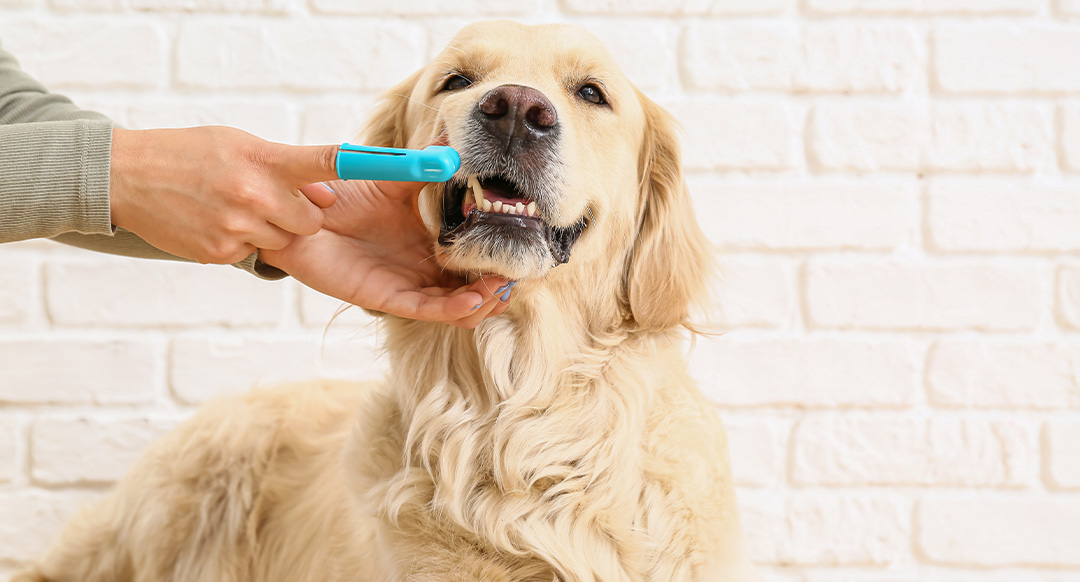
[14,21,757,582]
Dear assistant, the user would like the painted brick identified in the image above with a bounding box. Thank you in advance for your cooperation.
[170,337,323,404]
[792,416,1037,487]
[176,21,425,92]
[930,102,1054,172]
[46,0,119,9]
[31,416,179,485]
[690,339,918,408]
[318,339,390,382]
[1061,264,1080,330]
[810,102,927,171]
[683,23,922,93]
[295,290,388,378]
[584,22,677,92]
[298,287,382,329]
[126,99,296,145]
[0,339,156,404]
[301,99,374,146]
[811,101,1053,172]
[807,0,1042,13]
[0,490,99,562]
[1061,103,1080,171]
[667,99,798,170]
[928,180,1080,252]
[898,573,1080,582]
[806,260,1043,331]
[935,24,1080,94]
[132,0,287,10]
[0,254,34,325]
[1046,420,1080,489]
[50,0,289,10]
[714,256,795,329]
[689,178,918,251]
[682,23,799,91]
[917,498,1080,566]
[563,0,791,14]
[52,91,130,125]
[725,419,783,487]
[45,259,285,328]
[927,341,1080,410]
[740,493,908,566]
[312,0,540,15]
[0,419,16,483]
[0,19,165,89]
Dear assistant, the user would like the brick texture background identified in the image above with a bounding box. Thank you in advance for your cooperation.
[1,1,1079,580]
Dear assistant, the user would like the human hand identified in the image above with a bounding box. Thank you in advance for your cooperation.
[258,179,512,329]
[108,126,339,264]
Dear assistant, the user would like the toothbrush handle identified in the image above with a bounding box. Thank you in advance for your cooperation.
[336,144,461,182]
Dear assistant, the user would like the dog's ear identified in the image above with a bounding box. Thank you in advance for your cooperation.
[624,91,712,332]
[360,69,423,148]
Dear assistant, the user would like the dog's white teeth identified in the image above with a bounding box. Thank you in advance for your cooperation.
[465,174,536,218]
[467,175,484,209]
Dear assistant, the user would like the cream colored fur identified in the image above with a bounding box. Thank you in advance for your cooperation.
[13,21,757,582]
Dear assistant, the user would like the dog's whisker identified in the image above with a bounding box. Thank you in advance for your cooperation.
[393,93,442,114]
[585,203,632,250]
[416,252,440,267]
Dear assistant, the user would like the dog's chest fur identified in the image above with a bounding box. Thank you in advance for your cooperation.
[339,312,731,582]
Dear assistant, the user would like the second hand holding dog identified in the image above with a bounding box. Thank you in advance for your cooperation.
[259,177,512,329]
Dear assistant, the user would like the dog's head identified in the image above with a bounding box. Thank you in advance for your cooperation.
[363,21,709,331]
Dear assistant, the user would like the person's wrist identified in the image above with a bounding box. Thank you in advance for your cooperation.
[108,127,137,230]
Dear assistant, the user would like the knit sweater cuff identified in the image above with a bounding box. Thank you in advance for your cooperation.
[0,118,113,243]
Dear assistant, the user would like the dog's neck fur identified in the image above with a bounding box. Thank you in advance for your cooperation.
[366,270,678,580]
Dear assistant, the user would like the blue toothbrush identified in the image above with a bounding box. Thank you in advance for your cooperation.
[336,144,461,182]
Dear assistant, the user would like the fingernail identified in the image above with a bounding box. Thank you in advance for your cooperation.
[497,281,518,301]
[494,281,518,297]
[471,301,483,311]
[321,182,336,194]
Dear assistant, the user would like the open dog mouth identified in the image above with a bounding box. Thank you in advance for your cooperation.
[438,172,585,265]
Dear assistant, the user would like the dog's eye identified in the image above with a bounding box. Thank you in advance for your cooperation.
[576,83,606,105]
[440,74,473,92]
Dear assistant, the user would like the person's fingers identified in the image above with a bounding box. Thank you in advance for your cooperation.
[447,293,501,329]
[198,241,258,265]
[379,288,487,323]
[246,223,295,252]
[441,277,513,328]
[298,182,339,209]
[298,181,337,209]
[273,143,341,186]
[266,189,325,236]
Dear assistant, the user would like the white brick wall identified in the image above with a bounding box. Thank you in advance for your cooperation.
[1,2,1078,579]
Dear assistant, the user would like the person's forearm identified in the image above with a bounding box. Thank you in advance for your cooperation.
[0,120,113,242]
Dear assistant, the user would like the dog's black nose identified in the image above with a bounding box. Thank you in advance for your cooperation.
[476,84,558,149]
